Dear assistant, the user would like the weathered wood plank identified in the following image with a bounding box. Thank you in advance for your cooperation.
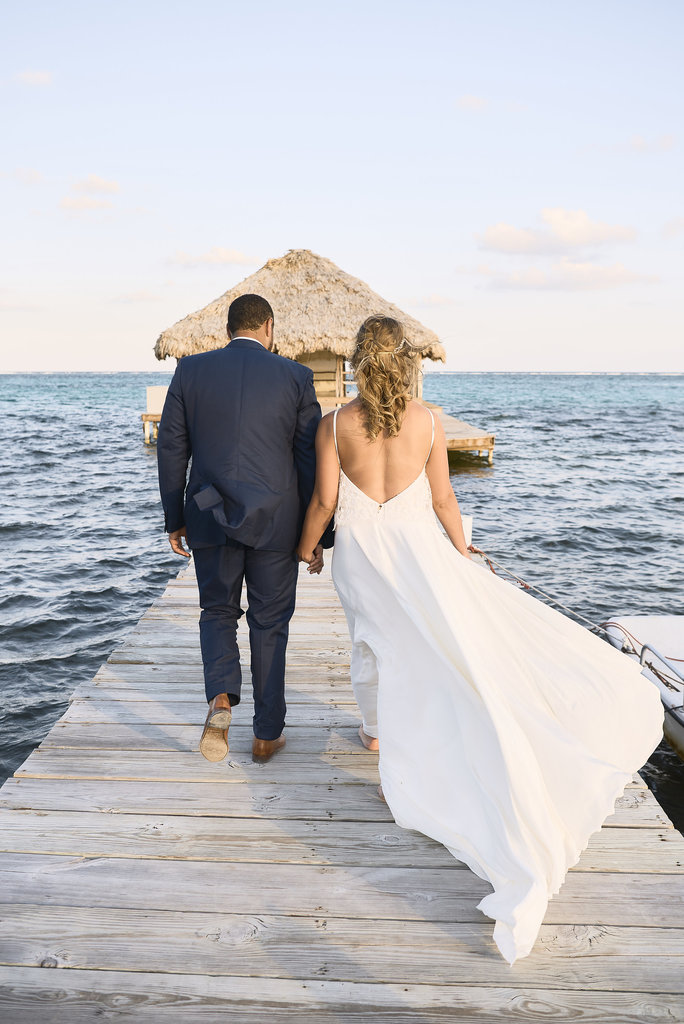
[15,749,382,785]
[0,811,457,866]
[92,663,352,682]
[106,648,351,665]
[33,720,650,792]
[12,750,649,797]
[39,722,367,753]
[0,854,683,926]
[69,684,357,704]
[0,966,679,1023]
[1,906,683,992]
[125,624,350,640]
[138,606,343,617]
[0,810,680,872]
[0,779,665,827]
[59,699,362,726]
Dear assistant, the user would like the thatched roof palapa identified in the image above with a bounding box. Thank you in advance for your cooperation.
[154,249,446,363]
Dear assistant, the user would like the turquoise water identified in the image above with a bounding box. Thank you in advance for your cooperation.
[1,372,683,826]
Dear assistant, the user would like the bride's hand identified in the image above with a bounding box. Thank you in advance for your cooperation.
[307,544,325,574]
[464,543,487,560]
[297,544,324,574]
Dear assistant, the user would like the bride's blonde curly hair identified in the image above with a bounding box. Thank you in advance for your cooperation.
[350,315,421,440]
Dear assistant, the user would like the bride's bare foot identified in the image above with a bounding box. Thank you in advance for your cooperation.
[377,784,386,802]
[358,725,379,751]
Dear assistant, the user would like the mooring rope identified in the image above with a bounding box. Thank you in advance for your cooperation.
[467,545,683,685]
[467,545,604,631]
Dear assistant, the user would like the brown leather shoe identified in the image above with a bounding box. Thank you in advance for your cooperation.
[205,695,232,730]
[252,734,286,763]
[199,696,232,762]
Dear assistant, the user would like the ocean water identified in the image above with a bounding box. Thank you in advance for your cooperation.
[1,372,683,829]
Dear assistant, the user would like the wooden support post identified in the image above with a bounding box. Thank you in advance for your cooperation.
[141,413,161,444]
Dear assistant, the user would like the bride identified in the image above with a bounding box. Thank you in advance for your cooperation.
[296,314,664,963]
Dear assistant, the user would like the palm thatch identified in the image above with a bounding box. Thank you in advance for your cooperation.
[154,249,446,363]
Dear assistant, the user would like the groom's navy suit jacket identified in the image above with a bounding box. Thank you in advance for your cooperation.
[157,338,333,552]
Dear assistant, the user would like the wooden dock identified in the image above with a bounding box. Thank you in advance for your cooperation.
[1,562,682,1021]
[321,401,496,463]
[428,403,495,464]
[144,385,496,463]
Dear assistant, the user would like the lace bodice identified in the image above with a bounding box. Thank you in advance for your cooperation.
[335,468,435,527]
[332,406,436,528]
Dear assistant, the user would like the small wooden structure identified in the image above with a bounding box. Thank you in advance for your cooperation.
[153,249,446,404]
[299,349,346,402]
[147,250,495,458]
[0,561,682,1019]
[140,385,167,444]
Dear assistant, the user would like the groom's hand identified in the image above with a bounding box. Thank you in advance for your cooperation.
[168,528,191,558]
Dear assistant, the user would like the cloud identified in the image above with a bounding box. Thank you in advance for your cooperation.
[59,174,120,211]
[626,134,675,154]
[15,69,52,86]
[172,247,253,268]
[73,173,120,194]
[662,216,684,238]
[15,167,43,185]
[544,208,635,245]
[60,195,113,211]
[478,208,636,254]
[478,223,554,254]
[585,134,676,157]
[486,259,658,291]
[456,94,488,111]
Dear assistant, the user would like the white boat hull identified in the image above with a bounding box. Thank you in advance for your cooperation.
[602,614,684,761]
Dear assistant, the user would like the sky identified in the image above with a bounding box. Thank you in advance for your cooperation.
[1,0,682,372]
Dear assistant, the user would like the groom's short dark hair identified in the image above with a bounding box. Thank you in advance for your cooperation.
[227,294,274,335]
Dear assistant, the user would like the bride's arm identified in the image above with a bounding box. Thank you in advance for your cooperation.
[297,413,339,563]
[426,417,471,558]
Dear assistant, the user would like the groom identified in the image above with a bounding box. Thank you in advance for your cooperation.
[157,293,332,763]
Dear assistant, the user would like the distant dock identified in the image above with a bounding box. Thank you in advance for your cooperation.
[320,400,495,463]
[143,387,495,462]
[426,401,495,463]
[1,562,683,1020]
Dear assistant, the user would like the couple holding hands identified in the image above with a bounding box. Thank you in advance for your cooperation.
[157,292,662,963]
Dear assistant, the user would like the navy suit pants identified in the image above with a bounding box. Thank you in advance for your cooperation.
[193,543,298,740]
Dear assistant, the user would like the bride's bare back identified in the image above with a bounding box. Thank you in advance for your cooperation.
[297,395,471,562]
[335,398,434,504]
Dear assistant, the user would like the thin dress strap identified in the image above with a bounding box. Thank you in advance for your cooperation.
[333,407,341,467]
[424,408,435,467]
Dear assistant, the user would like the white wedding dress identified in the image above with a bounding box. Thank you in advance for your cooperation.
[329,408,664,963]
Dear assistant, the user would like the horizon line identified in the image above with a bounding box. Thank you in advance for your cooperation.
[2,369,683,377]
